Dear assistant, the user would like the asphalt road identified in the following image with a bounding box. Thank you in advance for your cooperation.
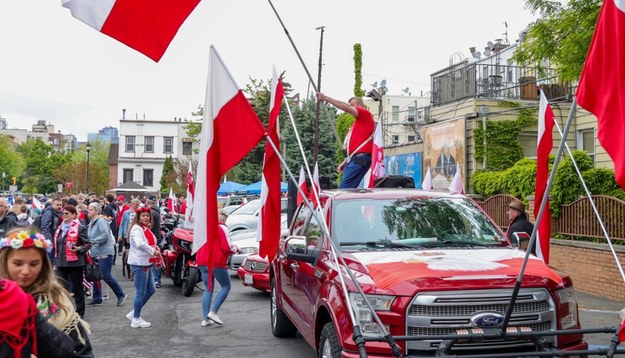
[84,259,625,357]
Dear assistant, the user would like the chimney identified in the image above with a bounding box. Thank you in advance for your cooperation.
[122,108,126,119]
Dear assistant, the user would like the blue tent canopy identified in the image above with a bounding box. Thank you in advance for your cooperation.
[217,181,245,195]
[235,181,288,195]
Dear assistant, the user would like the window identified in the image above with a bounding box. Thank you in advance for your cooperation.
[164,137,173,154]
[392,105,399,122]
[408,135,416,142]
[143,169,153,187]
[182,140,192,155]
[577,129,595,164]
[392,135,399,145]
[145,136,154,153]
[125,136,135,152]
[407,106,415,122]
[123,169,134,183]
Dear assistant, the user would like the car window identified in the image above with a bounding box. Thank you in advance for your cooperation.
[333,197,504,249]
[304,213,324,250]
[230,199,261,215]
[291,204,311,236]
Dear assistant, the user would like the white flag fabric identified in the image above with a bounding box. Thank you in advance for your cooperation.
[421,166,433,191]
[448,163,463,194]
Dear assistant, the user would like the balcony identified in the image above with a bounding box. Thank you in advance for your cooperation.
[430,63,573,107]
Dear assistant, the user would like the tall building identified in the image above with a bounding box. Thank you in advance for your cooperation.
[88,126,119,144]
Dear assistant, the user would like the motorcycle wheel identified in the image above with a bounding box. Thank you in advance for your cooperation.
[173,258,183,286]
[182,267,199,297]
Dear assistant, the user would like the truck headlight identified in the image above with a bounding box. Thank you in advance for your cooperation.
[349,293,394,337]
[556,286,579,329]
[240,246,259,255]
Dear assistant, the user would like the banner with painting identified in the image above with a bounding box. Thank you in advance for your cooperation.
[423,119,465,190]
[384,152,423,188]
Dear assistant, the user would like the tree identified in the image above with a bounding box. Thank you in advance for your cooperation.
[52,162,108,196]
[513,0,601,82]
[160,156,175,193]
[0,135,25,188]
[20,139,72,194]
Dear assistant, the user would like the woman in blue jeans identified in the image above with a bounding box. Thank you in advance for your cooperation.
[197,222,238,327]
[86,203,127,306]
[126,208,160,328]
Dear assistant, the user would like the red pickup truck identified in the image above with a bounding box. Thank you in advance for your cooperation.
[270,189,586,357]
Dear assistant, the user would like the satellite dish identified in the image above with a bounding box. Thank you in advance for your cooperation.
[371,81,378,88]
[487,41,494,49]
[380,79,387,87]
[402,87,411,96]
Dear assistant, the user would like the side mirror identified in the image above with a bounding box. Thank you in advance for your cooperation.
[285,236,317,263]
[512,232,530,251]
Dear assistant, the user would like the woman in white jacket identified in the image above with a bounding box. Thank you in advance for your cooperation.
[126,207,160,328]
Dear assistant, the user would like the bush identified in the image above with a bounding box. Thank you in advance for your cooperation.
[471,170,506,196]
[550,151,593,217]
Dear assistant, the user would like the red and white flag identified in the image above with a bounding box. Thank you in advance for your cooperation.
[536,90,555,263]
[296,166,308,206]
[192,46,265,258]
[577,0,625,190]
[367,118,386,188]
[448,164,463,194]
[167,188,177,214]
[61,0,199,62]
[32,196,44,212]
[422,166,433,191]
[310,162,320,208]
[258,69,284,261]
[184,165,195,226]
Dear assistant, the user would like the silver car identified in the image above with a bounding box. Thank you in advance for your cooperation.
[225,198,287,232]
[228,213,289,270]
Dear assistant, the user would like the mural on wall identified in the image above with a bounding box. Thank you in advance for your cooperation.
[423,119,465,190]
[384,152,423,188]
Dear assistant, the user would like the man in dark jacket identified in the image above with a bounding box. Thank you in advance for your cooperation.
[0,198,17,237]
[102,194,119,255]
[146,197,163,287]
[39,197,62,260]
[506,199,535,253]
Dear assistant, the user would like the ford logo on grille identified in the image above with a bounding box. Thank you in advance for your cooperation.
[471,313,505,328]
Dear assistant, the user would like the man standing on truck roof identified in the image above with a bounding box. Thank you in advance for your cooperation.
[317,92,374,189]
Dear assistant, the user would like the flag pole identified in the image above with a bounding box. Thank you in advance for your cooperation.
[500,99,577,332]
[552,120,625,284]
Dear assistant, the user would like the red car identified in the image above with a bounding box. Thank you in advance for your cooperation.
[237,254,270,292]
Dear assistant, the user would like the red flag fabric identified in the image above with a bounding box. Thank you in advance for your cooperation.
[367,118,386,188]
[62,0,199,62]
[167,188,177,214]
[619,318,625,343]
[192,46,265,260]
[448,164,463,194]
[258,70,284,261]
[296,166,308,206]
[311,162,320,208]
[184,166,195,226]
[536,90,555,263]
[576,0,625,190]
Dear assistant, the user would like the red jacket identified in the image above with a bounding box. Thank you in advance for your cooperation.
[196,224,235,268]
[116,204,130,227]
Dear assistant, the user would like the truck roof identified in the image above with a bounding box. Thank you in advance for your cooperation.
[321,188,465,201]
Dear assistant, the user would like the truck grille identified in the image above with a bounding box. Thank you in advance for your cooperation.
[243,260,268,272]
[406,289,556,354]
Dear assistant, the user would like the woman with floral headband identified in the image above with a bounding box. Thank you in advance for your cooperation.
[126,207,161,328]
[53,204,90,318]
[0,228,93,357]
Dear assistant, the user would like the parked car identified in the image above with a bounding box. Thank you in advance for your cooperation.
[229,214,289,270]
[225,198,287,232]
[237,254,271,292]
[270,189,587,357]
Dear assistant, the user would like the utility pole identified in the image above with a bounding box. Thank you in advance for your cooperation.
[314,25,325,163]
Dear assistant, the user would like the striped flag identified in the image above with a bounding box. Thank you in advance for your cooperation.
[535,90,555,263]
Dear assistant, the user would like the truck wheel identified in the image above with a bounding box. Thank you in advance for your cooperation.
[270,281,297,337]
[318,322,341,358]
[182,267,199,297]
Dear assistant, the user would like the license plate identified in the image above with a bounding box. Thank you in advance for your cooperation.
[244,273,253,284]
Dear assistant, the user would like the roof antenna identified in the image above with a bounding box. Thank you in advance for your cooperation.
[503,21,509,44]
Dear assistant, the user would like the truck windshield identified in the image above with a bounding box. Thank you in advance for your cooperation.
[332,197,505,249]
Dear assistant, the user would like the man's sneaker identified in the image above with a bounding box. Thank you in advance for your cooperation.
[155,282,161,288]
[201,320,214,327]
[103,294,110,301]
[126,310,134,321]
[117,294,128,306]
[207,312,223,325]
[130,318,151,328]
[87,301,103,306]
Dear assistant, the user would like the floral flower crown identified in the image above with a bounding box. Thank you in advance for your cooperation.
[0,230,52,253]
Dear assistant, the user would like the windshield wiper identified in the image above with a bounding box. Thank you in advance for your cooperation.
[365,239,422,249]
[428,240,496,247]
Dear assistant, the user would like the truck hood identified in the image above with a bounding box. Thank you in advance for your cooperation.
[347,249,563,294]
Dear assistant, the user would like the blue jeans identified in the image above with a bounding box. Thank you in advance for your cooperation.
[130,265,156,319]
[93,255,125,303]
[199,266,231,319]
[340,154,371,189]
[152,266,161,285]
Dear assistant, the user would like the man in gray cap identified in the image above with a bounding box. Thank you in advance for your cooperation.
[506,199,535,252]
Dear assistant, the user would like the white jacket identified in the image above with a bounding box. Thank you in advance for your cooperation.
[127,224,156,266]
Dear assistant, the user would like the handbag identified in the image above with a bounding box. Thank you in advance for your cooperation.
[84,254,102,282]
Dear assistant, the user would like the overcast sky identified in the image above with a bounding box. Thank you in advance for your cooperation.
[0,1,538,141]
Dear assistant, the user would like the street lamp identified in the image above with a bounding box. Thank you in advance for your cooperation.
[86,142,91,195]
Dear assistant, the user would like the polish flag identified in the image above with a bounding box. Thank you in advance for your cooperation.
[448,164,463,194]
[32,197,44,212]
[61,0,200,62]
[258,69,284,261]
[192,46,266,258]
[184,166,195,226]
[577,0,625,190]
[167,188,177,214]
[421,166,433,191]
[367,118,386,188]
[296,166,308,206]
[310,162,320,208]
[536,90,555,263]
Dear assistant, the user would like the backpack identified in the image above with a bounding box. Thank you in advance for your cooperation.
[32,211,44,230]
